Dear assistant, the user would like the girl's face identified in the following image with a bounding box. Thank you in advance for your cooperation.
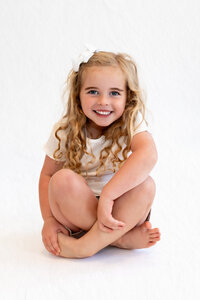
[80,66,127,138]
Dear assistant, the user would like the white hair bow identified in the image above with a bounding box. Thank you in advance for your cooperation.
[72,44,100,72]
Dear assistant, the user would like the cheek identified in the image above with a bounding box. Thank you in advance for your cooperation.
[115,101,126,113]
[80,95,86,108]
[80,98,91,115]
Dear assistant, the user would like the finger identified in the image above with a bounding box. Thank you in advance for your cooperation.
[46,237,58,255]
[98,222,106,231]
[110,217,126,228]
[51,237,61,255]
[113,218,126,226]
[99,222,113,233]
[102,226,113,233]
[101,217,119,230]
[43,238,56,255]
[103,224,114,232]
[105,219,125,230]
[105,223,118,230]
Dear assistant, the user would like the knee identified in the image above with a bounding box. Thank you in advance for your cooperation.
[141,176,156,206]
[49,169,75,187]
[143,176,156,193]
[49,169,80,193]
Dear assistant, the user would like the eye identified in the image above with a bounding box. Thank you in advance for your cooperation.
[110,91,120,96]
[88,90,98,95]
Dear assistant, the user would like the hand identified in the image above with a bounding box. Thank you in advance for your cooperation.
[42,216,70,256]
[97,197,126,233]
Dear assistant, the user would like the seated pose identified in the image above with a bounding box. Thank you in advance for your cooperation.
[39,47,161,258]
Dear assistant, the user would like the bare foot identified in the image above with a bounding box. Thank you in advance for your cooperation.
[111,221,161,250]
[57,233,83,258]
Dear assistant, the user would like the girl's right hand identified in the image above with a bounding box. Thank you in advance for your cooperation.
[97,197,126,233]
[41,216,70,256]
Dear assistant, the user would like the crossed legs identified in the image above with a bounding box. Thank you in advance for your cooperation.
[48,169,160,258]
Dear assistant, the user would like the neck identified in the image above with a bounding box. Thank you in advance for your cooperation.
[85,124,103,139]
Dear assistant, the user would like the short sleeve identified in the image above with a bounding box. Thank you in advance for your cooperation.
[132,111,152,137]
[43,120,67,162]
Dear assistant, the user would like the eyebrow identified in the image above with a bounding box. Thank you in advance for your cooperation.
[84,87,124,91]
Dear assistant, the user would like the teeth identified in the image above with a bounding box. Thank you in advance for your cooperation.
[95,111,111,115]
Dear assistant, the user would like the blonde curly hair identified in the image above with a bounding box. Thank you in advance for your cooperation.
[53,51,148,176]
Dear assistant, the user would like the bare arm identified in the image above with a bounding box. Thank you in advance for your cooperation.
[39,174,53,221]
[39,155,70,256]
[101,131,158,201]
[38,155,64,220]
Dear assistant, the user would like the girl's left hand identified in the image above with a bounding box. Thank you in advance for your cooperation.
[97,197,126,233]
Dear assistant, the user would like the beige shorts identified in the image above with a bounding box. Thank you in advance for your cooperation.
[65,196,151,238]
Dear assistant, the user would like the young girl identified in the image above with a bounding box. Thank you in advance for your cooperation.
[39,47,161,258]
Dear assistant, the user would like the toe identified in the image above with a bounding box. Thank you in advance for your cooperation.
[143,221,152,230]
[151,228,160,234]
[147,241,157,247]
[149,234,160,242]
[150,233,160,238]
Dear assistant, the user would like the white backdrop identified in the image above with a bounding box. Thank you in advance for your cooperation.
[0,0,200,299]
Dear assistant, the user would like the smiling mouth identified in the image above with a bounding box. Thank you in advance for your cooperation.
[93,110,113,116]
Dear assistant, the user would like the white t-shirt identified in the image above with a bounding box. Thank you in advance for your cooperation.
[43,111,151,196]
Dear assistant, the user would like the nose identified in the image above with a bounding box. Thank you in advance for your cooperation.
[97,94,109,106]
